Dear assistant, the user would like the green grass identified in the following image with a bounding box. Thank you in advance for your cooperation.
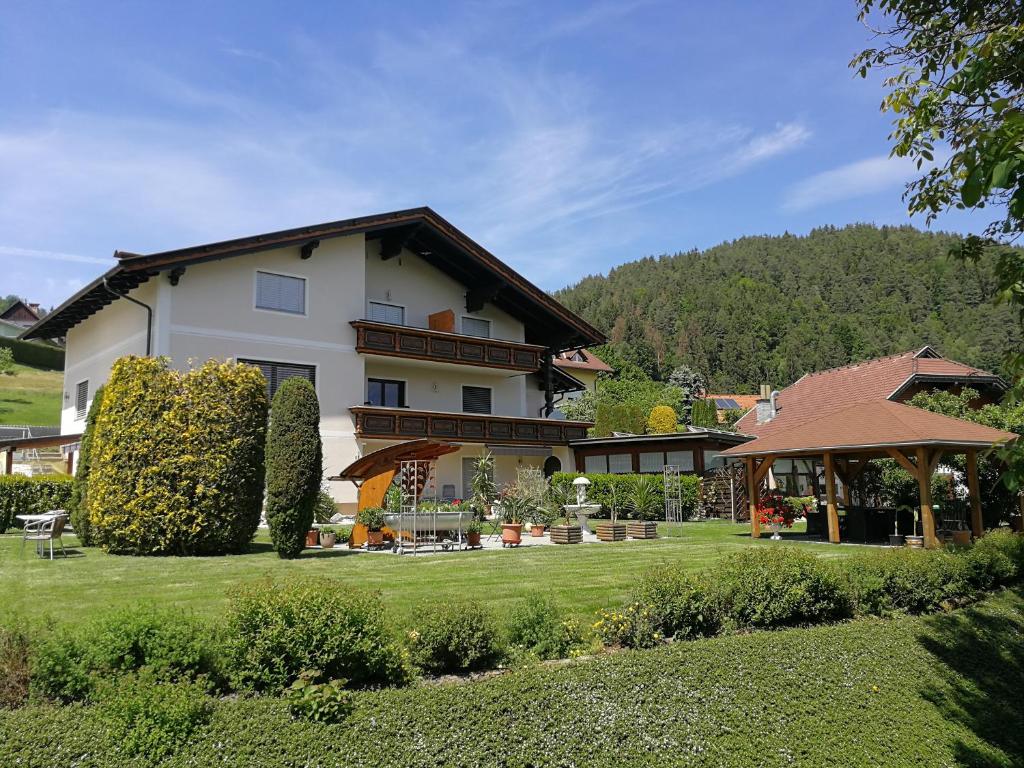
[0,362,62,426]
[2,586,1021,766]
[0,520,857,629]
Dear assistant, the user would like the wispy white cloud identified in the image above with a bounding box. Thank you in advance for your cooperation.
[782,154,928,212]
[0,245,110,266]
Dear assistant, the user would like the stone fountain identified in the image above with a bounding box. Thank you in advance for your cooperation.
[563,476,601,539]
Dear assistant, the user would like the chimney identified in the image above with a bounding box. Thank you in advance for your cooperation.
[28,303,40,315]
[755,383,776,425]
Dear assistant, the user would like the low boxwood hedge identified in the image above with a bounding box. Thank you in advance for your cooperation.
[0,474,73,534]
[0,336,64,370]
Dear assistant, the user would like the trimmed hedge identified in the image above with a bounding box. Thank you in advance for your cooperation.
[68,384,104,546]
[88,357,268,555]
[0,474,72,534]
[0,336,64,370]
[264,378,322,559]
[407,601,503,675]
[631,566,721,640]
[550,471,701,520]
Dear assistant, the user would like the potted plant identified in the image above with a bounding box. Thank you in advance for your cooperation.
[625,475,660,539]
[319,526,338,549]
[529,506,552,537]
[470,453,497,520]
[905,506,924,548]
[357,507,387,548]
[546,481,582,545]
[889,511,905,547]
[465,519,482,548]
[757,490,799,541]
[596,482,627,542]
[499,491,526,547]
[305,528,320,548]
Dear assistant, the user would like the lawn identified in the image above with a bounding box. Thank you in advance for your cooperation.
[0,520,858,629]
[0,362,62,426]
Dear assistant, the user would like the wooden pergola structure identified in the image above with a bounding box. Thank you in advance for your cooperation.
[0,433,82,476]
[721,400,1017,548]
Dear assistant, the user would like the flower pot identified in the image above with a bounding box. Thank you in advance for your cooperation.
[366,530,384,547]
[905,535,924,548]
[320,532,336,549]
[305,529,319,548]
[1011,517,1023,533]
[466,531,481,548]
[549,524,582,544]
[952,530,972,547]
[501,523,523,547]
[595,522,627,542]
[626,521,658,540]
[888,534,906,547]
[530,524,546,537]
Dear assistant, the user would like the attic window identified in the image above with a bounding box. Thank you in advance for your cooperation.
[571,351,586,362]
[461,316,491,338]
[462,386,492,414]
[368,301,404,325]
[75,380,88,420]
[256,271,306,315]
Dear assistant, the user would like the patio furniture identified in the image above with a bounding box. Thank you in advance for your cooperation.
[20,511,68,560]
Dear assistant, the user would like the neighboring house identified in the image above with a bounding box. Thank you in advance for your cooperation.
[20,208,605,512]
[553,348,612,401]
[0,299,41,328]
[570,427,751,476]
[734,346,1007,496]
[706,394,760,423]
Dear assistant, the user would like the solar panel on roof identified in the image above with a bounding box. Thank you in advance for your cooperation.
[714,398,740,409]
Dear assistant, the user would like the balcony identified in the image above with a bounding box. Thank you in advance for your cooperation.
[351,406,591,445]
[351,320,544,372]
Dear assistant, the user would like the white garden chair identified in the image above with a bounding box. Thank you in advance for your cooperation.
[22,512,68,560]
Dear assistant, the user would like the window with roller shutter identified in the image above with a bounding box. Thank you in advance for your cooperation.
[255,271,306,314]
[461,385,491,414]
[367,301,404,325]
[237,359,316,400]
[75,380,89,420]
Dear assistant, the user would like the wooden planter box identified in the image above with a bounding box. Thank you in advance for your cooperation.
[550,524,582,544]
[627,521,658,540]
[596,522,627,542]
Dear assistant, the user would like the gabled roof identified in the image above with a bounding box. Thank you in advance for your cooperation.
[722,399,1016,458]
[0,299,40,325]
[707,394,760,412]
[553,348,613,373]
[734,347,1006,438]
[21,207,605,351]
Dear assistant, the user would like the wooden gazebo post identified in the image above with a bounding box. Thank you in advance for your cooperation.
[966,449,983,539]
[745,456,760,538]
[823,452,840,544]
[915,447,938,549]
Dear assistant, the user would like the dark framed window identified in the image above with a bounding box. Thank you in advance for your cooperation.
[462,385,492,414]
[75,380,89,420]
[238,359,316,400]
[367,378,406,408]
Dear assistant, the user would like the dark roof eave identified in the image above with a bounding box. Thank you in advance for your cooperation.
[570,431,753,447]
[722,437,1016,458]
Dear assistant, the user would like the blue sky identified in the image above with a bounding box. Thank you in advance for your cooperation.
[0,1,994,308]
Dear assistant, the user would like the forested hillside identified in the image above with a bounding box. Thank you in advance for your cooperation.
[555,224,1020,392]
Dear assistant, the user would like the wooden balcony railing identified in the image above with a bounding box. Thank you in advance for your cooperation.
[350,320,544,372]
[351,406,591,445]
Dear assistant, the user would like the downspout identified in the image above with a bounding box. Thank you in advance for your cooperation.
[543,353,555,417]
[102,278,152,356]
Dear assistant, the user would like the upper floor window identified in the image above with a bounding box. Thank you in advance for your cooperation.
[255,271,306,315]
[462,385,492,414]
[368,301,404,325]
[238,359,316,400]
[75,380,89,420]
[461,316,491,338]
[367,378,406,408]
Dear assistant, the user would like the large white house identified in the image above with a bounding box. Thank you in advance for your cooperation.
[20,208,604,512]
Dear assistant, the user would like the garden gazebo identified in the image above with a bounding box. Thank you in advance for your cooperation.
[721,400,1017,548]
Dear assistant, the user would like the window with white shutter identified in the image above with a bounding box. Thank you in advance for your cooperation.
[639,452,664,473]
[584,454,608,474]
[665,450,694,471]
[608,453,632,474]
[255,271,306,314]
[461,386,492,414]
[75,380,88,420]
[461,316,491,338]
[238,359,316,400]
[367,301,405,325]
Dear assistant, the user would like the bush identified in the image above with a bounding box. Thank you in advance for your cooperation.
[0,347,14,375]
[0,335,64,369]
[963,528,1024,589]
[506,596,587,660]
[631,566,721,639]
[286,670,353,723]
[96,673,212,764]
[88,356,268,555]
[0,474,72,534]
[407,601,503,675]
[68,383,104,545]
[646,405,678,434]
[839,548,976,616]
[226,576,410,692]
[550,471,701,520]
[31,605,223,703]
[0,627,31,709]
[265,378,322,559]
[313,489,337,524]
[593,603,662,649]
[715,548,851,628]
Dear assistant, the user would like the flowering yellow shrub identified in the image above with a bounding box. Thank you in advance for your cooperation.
[88,356,268,555]
[592,603,661,649]
[646,405,677,434]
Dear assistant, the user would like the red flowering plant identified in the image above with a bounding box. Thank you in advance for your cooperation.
[757,490,799,535]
